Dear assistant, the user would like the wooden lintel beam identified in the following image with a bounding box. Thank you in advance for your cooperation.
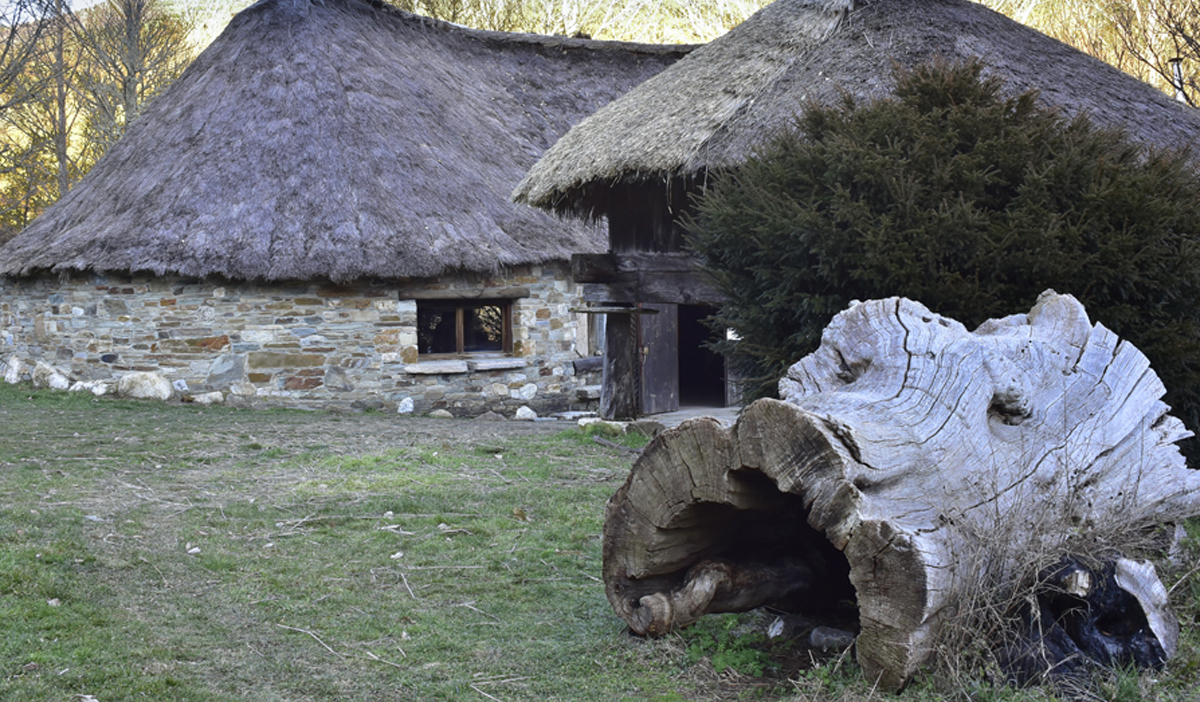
[572,253,618,283]
[401,286,531,300]
[580,272,724,305]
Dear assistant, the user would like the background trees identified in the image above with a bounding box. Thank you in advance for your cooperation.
[388,0,764,42]
[982,0,1200,105]
[0,0,61,244]
[687,61,1200,446]
[0,0,193,240]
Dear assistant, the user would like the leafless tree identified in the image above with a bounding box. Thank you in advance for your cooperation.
[0,0,72,242]
[0,0,58,112]
[72,0,193,156]
[1113,0,1200,106]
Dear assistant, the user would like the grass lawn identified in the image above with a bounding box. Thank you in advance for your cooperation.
[1,382,1198,701]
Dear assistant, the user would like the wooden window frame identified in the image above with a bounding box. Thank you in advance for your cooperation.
[416,299,513,357]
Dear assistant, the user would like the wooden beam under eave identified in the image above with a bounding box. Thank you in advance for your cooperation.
[581,272,724,306]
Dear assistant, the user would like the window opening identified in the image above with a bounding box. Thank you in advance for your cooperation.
[417,300,512,355]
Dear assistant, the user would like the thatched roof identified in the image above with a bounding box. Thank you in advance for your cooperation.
[514,0,1200,217]
[0,0,687,281]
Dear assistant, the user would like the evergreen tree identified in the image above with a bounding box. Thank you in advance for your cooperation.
[688,60,1200,450]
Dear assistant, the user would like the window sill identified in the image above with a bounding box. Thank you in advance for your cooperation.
[468,358,526,372]
[404,360,470,375]
[403,357,526,375]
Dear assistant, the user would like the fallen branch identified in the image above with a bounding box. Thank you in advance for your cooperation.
[276,624,344,658]
[591,435,641,454]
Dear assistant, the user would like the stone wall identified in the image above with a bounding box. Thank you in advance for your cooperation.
[0,263,602,416]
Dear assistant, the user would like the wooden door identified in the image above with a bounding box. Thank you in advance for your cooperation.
[639,303,679,415]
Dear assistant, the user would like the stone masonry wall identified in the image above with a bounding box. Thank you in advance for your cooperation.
[0,263,602,416]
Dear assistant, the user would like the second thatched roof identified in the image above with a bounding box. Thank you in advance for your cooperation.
[514,0,1200,218]
[0,0,687,281]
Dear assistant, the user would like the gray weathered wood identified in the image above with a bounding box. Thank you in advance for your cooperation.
[601,308,639,420]
[400,286,530,300]
[602,291,1200,690]
[640,303,679,415]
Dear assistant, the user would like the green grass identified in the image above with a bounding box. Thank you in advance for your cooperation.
[0,383,794,700]
[1,382,1198,701]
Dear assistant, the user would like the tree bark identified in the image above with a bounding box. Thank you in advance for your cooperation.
[602,291,1200,691]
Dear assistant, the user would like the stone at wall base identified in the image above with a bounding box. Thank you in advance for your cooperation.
[69,380,111,396]
[33,361,71,391]
[192,391,225,406]
[118,372,174,401]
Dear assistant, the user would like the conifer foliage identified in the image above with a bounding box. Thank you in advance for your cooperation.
[689,60,1200,444]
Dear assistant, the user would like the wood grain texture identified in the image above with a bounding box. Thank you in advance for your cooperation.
[602,291,1200,690]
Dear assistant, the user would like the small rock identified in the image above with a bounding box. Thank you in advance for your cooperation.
[118,372,174,401]
[515,406,538,421]
[397,397,415,414]
[809,626,856,650]
[69,380,111,396]
[428,409,453,419]
[32,361,71,391]
[578,417,627,435]
[475,411,506,422]
[518,383,538,401]
[4,356,23,384]
[192,391,224,406]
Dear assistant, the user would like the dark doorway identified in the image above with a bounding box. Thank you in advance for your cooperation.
[678,305,726,407]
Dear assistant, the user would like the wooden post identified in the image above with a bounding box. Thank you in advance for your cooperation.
[601,306,639,420]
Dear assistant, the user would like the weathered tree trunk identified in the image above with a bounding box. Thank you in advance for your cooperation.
[602,292,1200,690]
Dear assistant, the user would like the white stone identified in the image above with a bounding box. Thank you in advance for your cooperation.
[241,330,276,344]
[578,417,627,433]
[470,358,526,372]
[405,360,469,375]
[3,356,20,384]
[491,383,510,397]
[172,379,189,392]
[32,361,71,390]
[515,406,538,421]
[397,397,414,414]
[429,409,453,419]
[229,382,257,396]
[518,383,538,401]
[117,372,174,401]
[192,391,225,406]
[69,380,111,396]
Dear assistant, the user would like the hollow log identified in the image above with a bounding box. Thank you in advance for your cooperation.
[602,291,1200,690]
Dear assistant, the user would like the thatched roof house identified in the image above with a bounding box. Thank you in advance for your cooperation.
[512,0,1200,421]
[0,0,687,416]
[515,0,1200,216]
[0,0,686,280]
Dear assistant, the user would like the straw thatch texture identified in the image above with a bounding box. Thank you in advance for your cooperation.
[0,0,687,281]
[514,0,1200,218]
